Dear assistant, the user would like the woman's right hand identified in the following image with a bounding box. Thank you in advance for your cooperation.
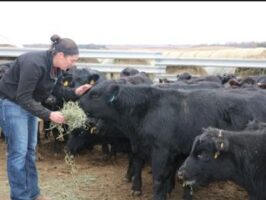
[49,111,65,124]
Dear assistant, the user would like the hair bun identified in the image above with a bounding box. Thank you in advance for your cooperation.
[50,34,61,44]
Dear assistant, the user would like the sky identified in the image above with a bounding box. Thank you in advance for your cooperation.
[0,1,266,46]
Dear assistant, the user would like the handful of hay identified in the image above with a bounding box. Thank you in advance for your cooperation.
[49,101,87,140]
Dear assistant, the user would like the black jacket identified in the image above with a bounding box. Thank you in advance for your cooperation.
[0,50,76,120]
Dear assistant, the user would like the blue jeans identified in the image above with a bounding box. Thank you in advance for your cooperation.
[0,99,40,200]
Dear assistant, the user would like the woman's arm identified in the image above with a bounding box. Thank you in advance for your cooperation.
[16,61,52,120]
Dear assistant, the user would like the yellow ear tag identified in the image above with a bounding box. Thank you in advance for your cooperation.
[90,127,97,134]
[90,80,95,85]
[218,130,222,137]
[63,81,69,87]
[214,152,220,159]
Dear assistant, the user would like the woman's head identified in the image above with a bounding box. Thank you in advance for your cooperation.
[50,34,79,70]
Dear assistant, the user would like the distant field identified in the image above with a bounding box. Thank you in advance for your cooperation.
[110,46,266,75]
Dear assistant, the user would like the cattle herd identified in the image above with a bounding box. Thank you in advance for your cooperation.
[2,61,266,200]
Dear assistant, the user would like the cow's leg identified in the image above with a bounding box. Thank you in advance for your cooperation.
[131,154,145,196]
[43,121,51,139]
[152,147,172,200]
[102,140,110,157]
[182,186,193,200]
[101,142,110,160]
[125,153,134,182]
[166,160,178,195]
[166,154,190,196]
[52,128,64,155]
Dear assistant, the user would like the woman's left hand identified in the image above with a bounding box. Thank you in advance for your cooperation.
[75,84,93,96]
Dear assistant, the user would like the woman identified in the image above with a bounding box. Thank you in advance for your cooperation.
[0,34,92,200]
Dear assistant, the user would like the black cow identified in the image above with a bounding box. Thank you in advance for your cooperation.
[119,67,152,85]
[155,81,223,90]
[66,126,109,155]
[185,74,235,85]
[119,71,153,85]
[256,76,266,88]
[65,121,134,181]
[78,80,266,200]
[66,119,131,157]
[120,67,139,77]
[159,73,235,85]
[228,75,266,89]
[41,67,106,154]
[178,122,266,200]
[69,67,106,88]
[177,72,192,81]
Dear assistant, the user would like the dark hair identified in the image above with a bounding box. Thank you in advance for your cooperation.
[50,34,79,56]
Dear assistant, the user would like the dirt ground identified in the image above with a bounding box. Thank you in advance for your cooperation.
[0,135,248,200]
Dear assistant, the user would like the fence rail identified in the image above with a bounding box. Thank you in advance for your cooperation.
[1,47,266,76]
[75,63,166,74]
[0,47,167,75]
[155,58,266,68]
[0,47,164,59]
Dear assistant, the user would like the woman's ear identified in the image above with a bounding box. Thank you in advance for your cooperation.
[56,52,65,58]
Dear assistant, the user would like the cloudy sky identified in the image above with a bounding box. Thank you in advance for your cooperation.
[0,1,266,46]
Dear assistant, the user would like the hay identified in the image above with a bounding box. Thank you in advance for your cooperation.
[235,68,266,76]
[49,101,87,139]
[49,101,88,179]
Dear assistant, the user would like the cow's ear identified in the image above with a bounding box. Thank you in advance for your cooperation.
[213,134,229,152]
[88,74,100,85]
[212,135,229,159]
[107,84,120,103]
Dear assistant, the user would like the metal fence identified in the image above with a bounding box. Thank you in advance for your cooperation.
[1,47,266,77]
[0,47,167,75]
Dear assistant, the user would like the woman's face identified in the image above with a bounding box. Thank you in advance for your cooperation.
[54,52,79,70]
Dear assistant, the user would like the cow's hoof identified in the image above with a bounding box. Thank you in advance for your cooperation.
[131,190,142,196]
[123,176,131,182]
[101,154,109,161]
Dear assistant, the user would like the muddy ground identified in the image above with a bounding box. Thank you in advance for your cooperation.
[0,135,248,200]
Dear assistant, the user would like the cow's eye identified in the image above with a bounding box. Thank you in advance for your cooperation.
[196,152,209,161]
[90,92,100,99]
[197,154,203,159]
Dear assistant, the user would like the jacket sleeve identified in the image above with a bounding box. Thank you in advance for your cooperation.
[16,61,51,120]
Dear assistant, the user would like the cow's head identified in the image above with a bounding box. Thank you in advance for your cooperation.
[78,80,121,120]
[178,127,232,187]
[70,68,105,88]
[120,67,139,77]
